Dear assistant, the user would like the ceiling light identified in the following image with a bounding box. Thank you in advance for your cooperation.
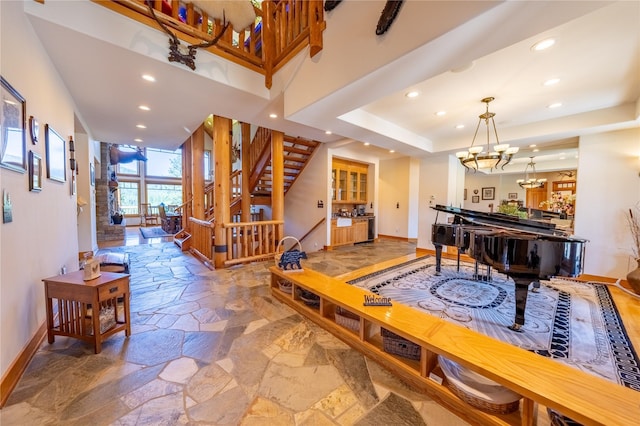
[455,97,518,172]
[533,148,539,152]
[141,74,156,82]
[138,105,150,111]
[405,91,419,98]
[543,78,560,86]
[455,124,465,129]
[529,144,537,148]
[134,138,143,142]
[389,150,395,153]
[548,102,562,109]
[532,38,555,51]
[363,142,370,146]
[269,113,278,118]
[517,157,547,189]
[435,111,446,117]
[325,130,332,135]
[136,124,146,129]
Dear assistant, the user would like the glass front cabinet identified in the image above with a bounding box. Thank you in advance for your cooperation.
[332,158,368,204]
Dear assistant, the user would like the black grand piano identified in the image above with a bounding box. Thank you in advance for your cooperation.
[431,204,587,332]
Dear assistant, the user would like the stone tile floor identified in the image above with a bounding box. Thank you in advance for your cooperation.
[2,239,472,425]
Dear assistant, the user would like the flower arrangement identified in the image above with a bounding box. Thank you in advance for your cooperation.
[539,192,575,214]
[626,206,640,260]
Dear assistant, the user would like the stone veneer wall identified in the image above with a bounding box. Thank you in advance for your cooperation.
[96,142,125,242]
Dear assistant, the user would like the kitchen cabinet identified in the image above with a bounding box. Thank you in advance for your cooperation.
[331,217,371,246]
[353,219,369,243]
[332,159,368,204]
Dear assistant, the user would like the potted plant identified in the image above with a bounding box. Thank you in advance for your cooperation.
[111,210,124,225]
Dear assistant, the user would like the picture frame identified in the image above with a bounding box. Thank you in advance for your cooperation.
[464,188,467,200]
[472,195,480,203]
[508,192,518,199]
[29,150,42,192]
[45,124,66,182]
[482,187,495,200]
[1,76,27,173]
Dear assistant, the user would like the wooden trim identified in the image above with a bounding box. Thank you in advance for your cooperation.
[0,320,47,407]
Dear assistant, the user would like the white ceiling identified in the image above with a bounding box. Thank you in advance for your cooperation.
[24,1,640,173]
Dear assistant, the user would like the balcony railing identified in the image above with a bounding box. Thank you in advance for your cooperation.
[98,0,325,88]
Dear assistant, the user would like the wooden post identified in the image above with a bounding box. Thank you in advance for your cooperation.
[309,0,324,57]
[241,122,251,223]
[191,124,205,220]
[181,135,193,231]
[271,130,284,241]
[213,116,232,268]
[262,1,275,89]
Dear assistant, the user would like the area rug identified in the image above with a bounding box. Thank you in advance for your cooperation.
[139,226,174,238]
[347,256,640,391]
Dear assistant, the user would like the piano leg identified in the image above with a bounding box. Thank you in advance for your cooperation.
[434,244,443,275]
[509,277,532,332]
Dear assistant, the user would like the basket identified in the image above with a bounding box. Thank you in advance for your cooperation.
[335,306,360,331]
[381,328,421,360]
[275,236,304,271]
[297,288,320,308]
[438,355,521,415]
[547,408,583,426]
[278,280,293,294]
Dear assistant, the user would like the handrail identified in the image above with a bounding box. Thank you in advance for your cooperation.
[221,220,284,266]
[298,217,326,244]
[99,0,325,88]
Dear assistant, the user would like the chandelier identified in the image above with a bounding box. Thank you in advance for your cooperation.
[456,97,518,172]
[517,157,547,189]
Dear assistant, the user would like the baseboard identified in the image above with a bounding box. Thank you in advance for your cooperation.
[0,320,47,408]
[378,234,410,242]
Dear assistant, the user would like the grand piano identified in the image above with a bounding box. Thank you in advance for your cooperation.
[431,204,587,331]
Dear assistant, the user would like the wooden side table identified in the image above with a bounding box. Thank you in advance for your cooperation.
[42,271,131,353]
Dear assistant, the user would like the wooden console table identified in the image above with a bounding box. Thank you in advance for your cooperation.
[42,271,131,353]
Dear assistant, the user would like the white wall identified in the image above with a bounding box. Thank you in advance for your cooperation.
[378,157,420,238]
[574,128,640,278]
[1,1,79,376]
[75,131,98,254]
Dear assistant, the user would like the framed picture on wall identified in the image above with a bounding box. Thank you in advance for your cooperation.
[29,150,42,192]
[464,188,467,200]
[0,76,27,173]
[482,187,495,200]
[45,124,66,182]
[472,195,480,203]
[508,192,518,199]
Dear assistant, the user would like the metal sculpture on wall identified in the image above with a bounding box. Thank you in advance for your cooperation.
[324,0,404,35]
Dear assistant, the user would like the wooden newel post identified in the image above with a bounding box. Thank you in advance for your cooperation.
[262,0,275,89]
[271,130,285,241]
[213,115,232,268]
[309,0,324,57]
[241,122,251,223]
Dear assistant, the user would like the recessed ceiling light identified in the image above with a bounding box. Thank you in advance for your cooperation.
[141,74,156,82]
[405,91,419,98]
[543,78,560,86]
[269,113,278,118]
[389,150,395,153]
[138,105,150,111]
[559,156,566,160]
[136,124,146,129]
[455,124,465,129]
[325,130,332,135]
[532,38,555,51]
[134,138,142,142]
[363,142,370,146]
[533,148,540,152]
[529,144,537,148]
[435,111,446,117]
[548,102,562,109]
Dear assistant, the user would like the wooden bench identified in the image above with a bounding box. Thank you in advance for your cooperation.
[269,265,640,426]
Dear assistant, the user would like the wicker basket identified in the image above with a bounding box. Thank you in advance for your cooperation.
[275,236,303,270]
[438,355,521,415]
[547,408,583,426]
[297,288,320,308]
[381,328,421,360]
[335,306,360,331]
[278,280,293,294]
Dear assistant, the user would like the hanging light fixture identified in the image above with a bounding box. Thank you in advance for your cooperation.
[456,97,518,172]
[517,157,547,189]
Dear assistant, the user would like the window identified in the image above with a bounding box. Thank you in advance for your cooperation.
[118,181,140,215]
[145,148,182,178]
[115,145,141,176]
[204,150,212,181]
[146,183,182,206]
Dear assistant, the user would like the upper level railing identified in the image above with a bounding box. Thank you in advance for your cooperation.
[99,0,325,88]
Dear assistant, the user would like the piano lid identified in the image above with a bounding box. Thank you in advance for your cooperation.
[431,204,574,238]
